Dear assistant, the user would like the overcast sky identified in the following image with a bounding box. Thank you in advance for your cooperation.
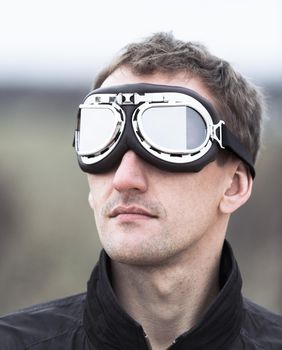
[1,0,281,87]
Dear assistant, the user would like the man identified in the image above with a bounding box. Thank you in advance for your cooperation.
[1,32,281,349]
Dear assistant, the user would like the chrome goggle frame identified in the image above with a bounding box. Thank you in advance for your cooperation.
[76,102,125,164]
[132,94,224,164]
[74,83,255,177]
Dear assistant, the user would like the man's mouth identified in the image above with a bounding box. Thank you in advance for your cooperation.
[109,206,158,219]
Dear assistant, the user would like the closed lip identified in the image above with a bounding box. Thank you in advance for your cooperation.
[109,206,158,218]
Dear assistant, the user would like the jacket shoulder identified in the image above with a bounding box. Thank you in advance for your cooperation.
[0,293,87,350]
[240,298,282,348]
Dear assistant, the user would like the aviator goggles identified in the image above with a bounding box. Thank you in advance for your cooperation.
[74,83,255,178]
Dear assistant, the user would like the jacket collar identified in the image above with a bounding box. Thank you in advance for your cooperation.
[84,241,243,349]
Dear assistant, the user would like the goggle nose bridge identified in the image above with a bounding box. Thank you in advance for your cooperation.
[107,92,170,105]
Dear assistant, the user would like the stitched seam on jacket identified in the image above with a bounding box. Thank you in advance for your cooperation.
[22,323,83,350]
[243,299,282,330]
[240,329,265,349]
[14,293,86,315]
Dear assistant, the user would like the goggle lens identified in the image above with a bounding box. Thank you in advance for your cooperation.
[139,106,207,152]
[78,107,117,155]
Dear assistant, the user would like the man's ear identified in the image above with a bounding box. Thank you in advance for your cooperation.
[219,162,253,214]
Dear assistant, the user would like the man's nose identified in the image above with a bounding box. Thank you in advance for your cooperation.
[112,151,148,193]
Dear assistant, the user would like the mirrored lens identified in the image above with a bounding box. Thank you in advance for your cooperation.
[79,107,117,154]
[140,106,207,151]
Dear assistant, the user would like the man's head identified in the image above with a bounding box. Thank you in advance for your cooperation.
[94,32,263,164]
[78,32,263,266]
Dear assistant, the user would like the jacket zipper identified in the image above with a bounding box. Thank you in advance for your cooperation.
[144,332,153,350]
[143,332,178,349]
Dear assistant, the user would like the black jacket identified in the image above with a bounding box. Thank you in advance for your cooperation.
[1,241,282,349]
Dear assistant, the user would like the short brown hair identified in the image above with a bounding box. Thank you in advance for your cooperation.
[94,32,264,162]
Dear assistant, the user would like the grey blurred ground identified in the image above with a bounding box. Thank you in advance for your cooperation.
[0,83,281,315]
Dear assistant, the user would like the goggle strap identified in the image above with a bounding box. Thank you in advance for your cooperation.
[222,125,255,178]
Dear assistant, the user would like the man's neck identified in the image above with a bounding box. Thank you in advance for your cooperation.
[111,237,223,350]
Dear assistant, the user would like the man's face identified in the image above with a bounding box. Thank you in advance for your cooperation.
[87,68,233,266]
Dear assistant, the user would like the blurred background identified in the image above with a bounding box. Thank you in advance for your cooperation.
[0,0,281,315]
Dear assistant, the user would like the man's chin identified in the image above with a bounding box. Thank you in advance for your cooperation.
[98,226,179,267]
[102,243,177,268]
